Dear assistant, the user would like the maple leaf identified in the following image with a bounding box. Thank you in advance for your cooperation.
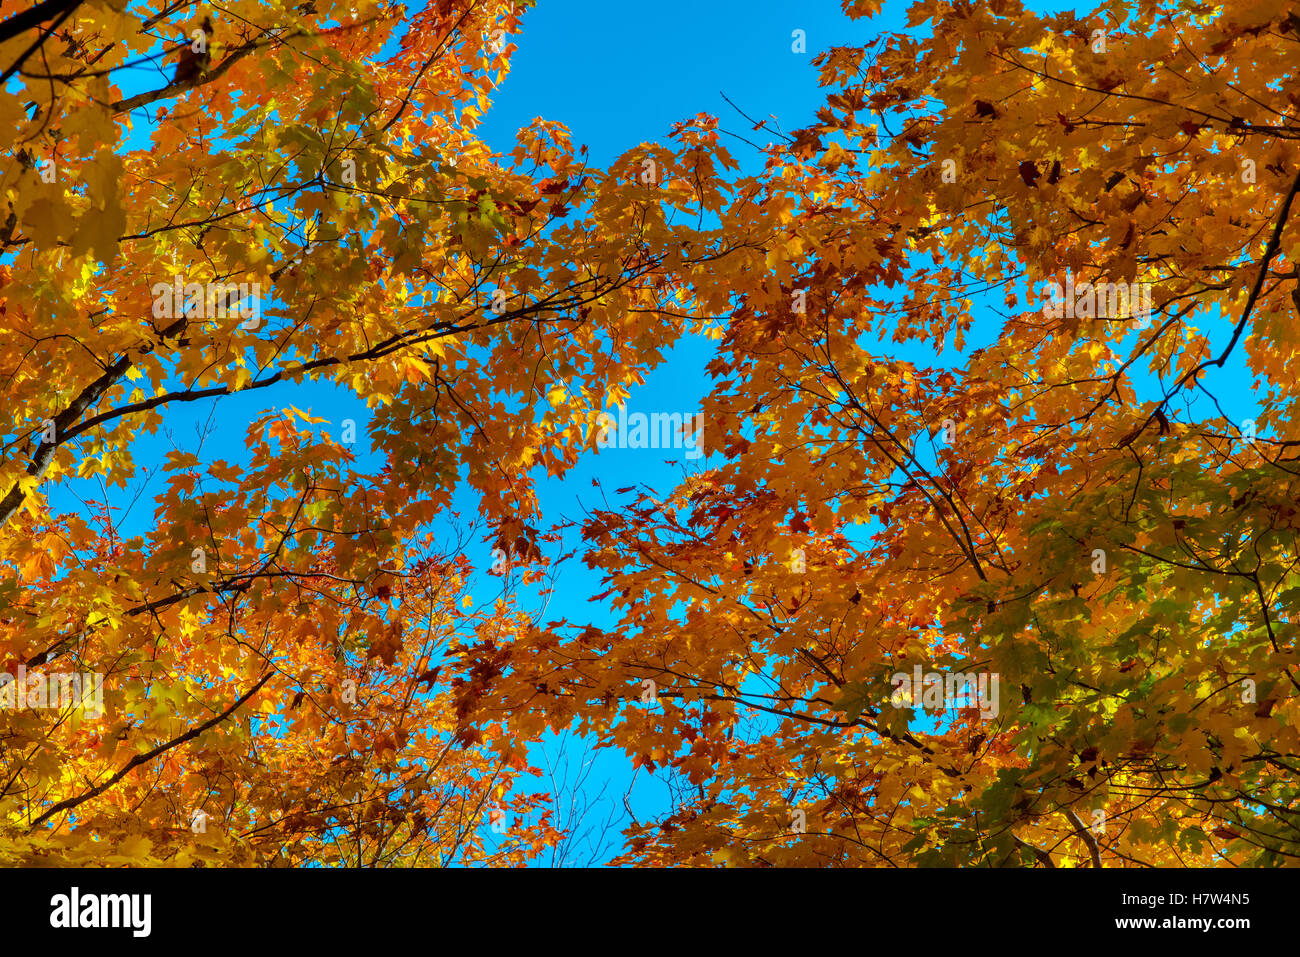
[366,621,404,666]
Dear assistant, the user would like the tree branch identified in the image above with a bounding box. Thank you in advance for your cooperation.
[28,670,273,831]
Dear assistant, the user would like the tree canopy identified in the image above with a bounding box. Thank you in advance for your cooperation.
[2,0,1298,867]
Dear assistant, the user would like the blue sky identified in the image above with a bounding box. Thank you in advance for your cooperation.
[477,0,876,167]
